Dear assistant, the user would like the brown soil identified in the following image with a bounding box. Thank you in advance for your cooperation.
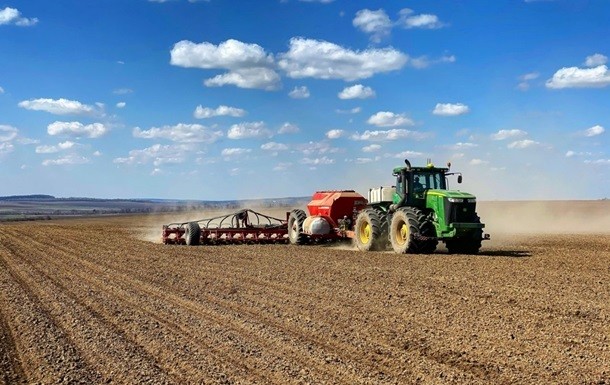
[1,202,609,384]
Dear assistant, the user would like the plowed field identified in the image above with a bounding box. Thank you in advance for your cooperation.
[1,201,609,384]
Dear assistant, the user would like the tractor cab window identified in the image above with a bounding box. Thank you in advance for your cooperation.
[413,172,446,194]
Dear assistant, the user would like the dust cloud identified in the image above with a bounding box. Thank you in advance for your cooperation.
[478,200,610,235]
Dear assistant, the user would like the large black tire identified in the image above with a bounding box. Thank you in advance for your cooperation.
[184,221,201,246]
[445,215,483,254]
[373,207,390,250]
[288,209,308,245]
[390,207,437,254]
[354,208,385,251]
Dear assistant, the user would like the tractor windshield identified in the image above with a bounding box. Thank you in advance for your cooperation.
[414,171,446,191]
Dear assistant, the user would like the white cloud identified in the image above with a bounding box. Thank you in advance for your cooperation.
[517,72,540,91]
[491,129,528,140]
[42,155,89,166]
[0,125,18,142]
[288,86,310,99]
[227,121,272,139]
[297,141,339,155]
[326,129,345,139]
[336,107,361,114]
[273,162,293,171]
[300,156,335,165]
[546,65,610,89]
[113,144,191,166]
[116,102,126,109]
[338,84,376,99]
[261,142,289,151]
[432,103,470,116]
[470,159,489,166]
[447,142,478,150]
[278,122,300,134]
[93,150,102,157]
[507,139,539,149]
[354,157,377,164]
[0,7,38,26]
[47,121,109,138]
[583,125,605,137]
[409,55,455,69]
[398,8,445,29]
[585,54,608,67]
[0,142,14,155]
[367,111,414,127]
[194,105,246,119]
[352,129,424,141]
[0,86,4,94]
[278,38,407,81]
[221,148,251,157]
[133,123,222,143]
[19,98,97,116]
[584,159,610,166]
[170,39,280,90]
[35,141,76,154]
[395,150,424,158]
[362,144,381,152]
[353,9,392,43]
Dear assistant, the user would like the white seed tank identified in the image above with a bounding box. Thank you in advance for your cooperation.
[368,186,396,204]
[303,216,332,235]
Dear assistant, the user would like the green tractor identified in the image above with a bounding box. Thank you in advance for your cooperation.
[355,159,489,254]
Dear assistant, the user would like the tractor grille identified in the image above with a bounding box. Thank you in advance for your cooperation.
[445,200,477,223]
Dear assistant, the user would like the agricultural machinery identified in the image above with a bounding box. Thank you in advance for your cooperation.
[162,159,489,254]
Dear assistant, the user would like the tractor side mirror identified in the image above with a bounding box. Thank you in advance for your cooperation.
[458,175,463,184]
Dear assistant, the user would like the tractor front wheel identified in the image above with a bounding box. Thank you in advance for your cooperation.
[354,209,385,251]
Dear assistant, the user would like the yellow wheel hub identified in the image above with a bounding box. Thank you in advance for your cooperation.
[395,222,409,245]
[359,222,371,244]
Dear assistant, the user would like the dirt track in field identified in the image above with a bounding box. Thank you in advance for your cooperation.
[1,201,609,384]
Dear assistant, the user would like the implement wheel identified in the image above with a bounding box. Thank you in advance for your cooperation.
[288,209,308,245]
[184,221,201,246]
[354,209,384,251]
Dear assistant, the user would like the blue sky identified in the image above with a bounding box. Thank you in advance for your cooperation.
[1,0,608,200]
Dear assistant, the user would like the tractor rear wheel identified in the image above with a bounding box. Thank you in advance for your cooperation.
[184,221,201,246]
[288,209,308,245]
[446,215,483,254]
[390,207,437,254]
[354,208,385,251]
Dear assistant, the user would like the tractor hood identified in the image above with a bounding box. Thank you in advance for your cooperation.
[425,189,477,200]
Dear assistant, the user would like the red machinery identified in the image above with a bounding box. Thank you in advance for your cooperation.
[162,209,289,245]
[162,190,368,246]
[287,190,367,244]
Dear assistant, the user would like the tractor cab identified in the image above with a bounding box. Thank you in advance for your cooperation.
[393,160,455,207]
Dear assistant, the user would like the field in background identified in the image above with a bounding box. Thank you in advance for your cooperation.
[1,200,609,384]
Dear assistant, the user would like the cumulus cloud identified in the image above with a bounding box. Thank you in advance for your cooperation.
[447,142,478,150]
[278,38,407,81]
[278,122,300,134]
[326,129,345,139]
[133,123,223,143]
[0,7,38,26]
[19,98,97,116]
[352,9,392,43]
[582,125,605,137]
[546,64,610,89]
[47,121,109,138]
[338,84,376,99]
[351,129,425,141]
[221,148,252,159]
[288,86,310,99]
[395,150,424,158]
[194,105,246,119]
[0,142,14,155]
[517,72,540,91]
[336,107,362,114]
[42,155,89,166]
[35,141,76,154]
[367,111,414,127]
[114,144,191,166]
[116,102,126,108]
[432,103,470,116]
[585,54,608,67]
[362,144,381,152]
[491,129,528,140]
[0,125,18,142]
[227,122,272,139]
[261,142,289,151]
[409,55,455,69]
[584,159,610,165]
[507,139,539,149]
[297,141,339,155]
[300,156,335,165]
[469,158,489,166]
[398,8,445,29]
[170,39,280,90]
